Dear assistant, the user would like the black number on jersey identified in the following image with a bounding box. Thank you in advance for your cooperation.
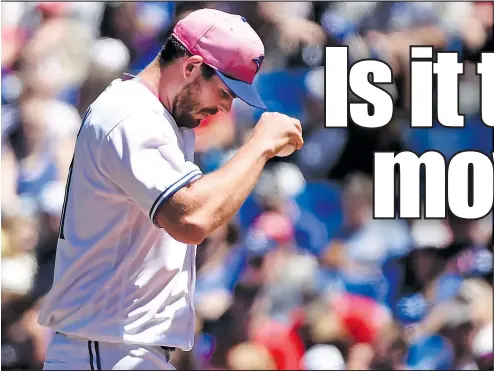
[59,107,92,240]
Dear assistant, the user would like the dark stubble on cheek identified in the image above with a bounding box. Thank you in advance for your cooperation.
[172,81,202,129]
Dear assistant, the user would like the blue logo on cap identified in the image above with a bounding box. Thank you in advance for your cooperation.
[252,55,264,73]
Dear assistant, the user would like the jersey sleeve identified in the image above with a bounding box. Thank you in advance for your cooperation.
[98,111,203,227]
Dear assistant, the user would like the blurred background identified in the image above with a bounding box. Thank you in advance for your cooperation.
[1,1,493,370]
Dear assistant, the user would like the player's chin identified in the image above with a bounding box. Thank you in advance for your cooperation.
[191,116,207,128]
[178,116,202,129]
[187,113,204,127]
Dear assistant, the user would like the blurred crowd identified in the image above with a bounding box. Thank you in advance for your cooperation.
[1,2,493,370]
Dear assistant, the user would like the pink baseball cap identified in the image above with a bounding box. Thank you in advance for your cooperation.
[172,8,266,110]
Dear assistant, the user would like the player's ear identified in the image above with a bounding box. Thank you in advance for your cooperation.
[183,55,204,81]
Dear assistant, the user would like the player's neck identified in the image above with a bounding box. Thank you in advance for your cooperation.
[137,62,173,114]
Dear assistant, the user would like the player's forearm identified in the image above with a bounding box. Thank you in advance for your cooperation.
[157,139,270,244]
[187,139,269,235]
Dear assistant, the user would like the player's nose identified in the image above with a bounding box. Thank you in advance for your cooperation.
[218,100,233,113]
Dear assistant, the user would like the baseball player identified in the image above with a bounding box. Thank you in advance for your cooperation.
[38,8,303,370]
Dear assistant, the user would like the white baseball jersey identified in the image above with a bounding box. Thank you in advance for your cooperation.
[38,77,203,351]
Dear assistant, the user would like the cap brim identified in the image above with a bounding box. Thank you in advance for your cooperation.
[216,71,267,110]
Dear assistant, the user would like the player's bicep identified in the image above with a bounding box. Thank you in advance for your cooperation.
[152,181,199,236]
[99,116,203,226]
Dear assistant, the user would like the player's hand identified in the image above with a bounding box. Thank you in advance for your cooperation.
[250,112,304,159]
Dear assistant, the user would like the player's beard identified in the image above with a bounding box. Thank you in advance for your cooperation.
[172,79,206,129]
